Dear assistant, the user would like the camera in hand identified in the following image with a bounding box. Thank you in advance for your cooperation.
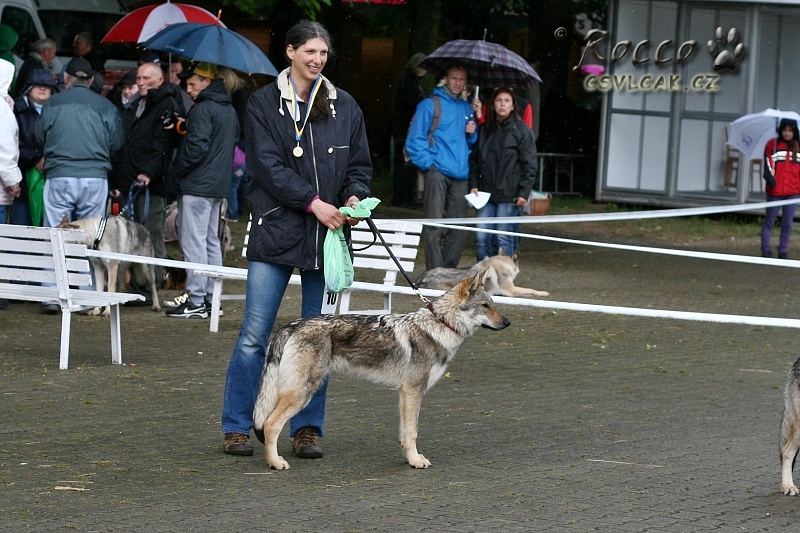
[161,111,183,128]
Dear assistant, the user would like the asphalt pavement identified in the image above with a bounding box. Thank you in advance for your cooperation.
[3,233,800,532]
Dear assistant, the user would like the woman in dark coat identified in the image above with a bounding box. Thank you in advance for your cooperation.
[468,87,538,260]
[220,21,372,458]
[12,69,58,226]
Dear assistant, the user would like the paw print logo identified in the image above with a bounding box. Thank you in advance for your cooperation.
[707,27,746,73]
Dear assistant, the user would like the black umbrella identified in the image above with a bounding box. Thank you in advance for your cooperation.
[142,22,278,76]
[419,39,541,90]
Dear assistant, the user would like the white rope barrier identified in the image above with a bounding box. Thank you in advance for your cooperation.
[419,223,800,268]
[88,248,800,329]
[401,197,800,226]
[86,198,800,328]
[375,199,800,328]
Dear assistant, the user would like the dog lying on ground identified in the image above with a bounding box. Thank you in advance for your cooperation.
[781,356,800,495]
[417,250,550,298]
[253,272,510,470]
[60,216,161,316]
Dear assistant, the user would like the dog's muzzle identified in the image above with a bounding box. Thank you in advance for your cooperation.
[483,316,511,330]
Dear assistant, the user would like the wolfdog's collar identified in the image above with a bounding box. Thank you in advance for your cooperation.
[426,302,458,334]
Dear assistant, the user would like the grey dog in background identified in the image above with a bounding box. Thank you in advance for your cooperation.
[253,272,511,470]
[60,216,161,317]
[781,356,800,495]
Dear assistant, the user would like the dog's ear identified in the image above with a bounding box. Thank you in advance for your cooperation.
[498,247,506,257]
[469,269,487,292]
[512,253,519,266]
[58,215,70,228]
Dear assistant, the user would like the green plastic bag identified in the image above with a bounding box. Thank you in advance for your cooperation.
[322,197,381,294]
[26,167,45,227]
[323,226,354,294]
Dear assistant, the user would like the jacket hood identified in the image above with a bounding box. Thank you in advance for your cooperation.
[0,24,18,52]
[778,118,799,138]
[276,67,337,119]
[194,78,232,105]
[775,118,797,134]
[148,81,180,105]
[432,84,463,102]
[0,59,14,105]
[21,68,59,95]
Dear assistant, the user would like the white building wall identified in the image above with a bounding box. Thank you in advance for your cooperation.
[599,0,800,206]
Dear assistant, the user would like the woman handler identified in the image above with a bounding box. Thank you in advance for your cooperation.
[221,20,372,457]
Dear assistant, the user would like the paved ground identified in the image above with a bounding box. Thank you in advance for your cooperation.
[3,226,800,532]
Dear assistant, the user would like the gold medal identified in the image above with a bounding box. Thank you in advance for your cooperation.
[288,75,322,161]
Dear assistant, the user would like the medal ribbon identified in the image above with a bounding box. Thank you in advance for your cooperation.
[289,74,323,145]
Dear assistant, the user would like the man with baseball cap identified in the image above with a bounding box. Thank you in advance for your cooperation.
[164,62,238,318]
[34,57,124,313]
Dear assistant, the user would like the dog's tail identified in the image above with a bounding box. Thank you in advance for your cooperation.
[252,327,290,444]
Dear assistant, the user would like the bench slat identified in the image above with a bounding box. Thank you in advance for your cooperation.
[0,236,53,254]
[0,224,83,241]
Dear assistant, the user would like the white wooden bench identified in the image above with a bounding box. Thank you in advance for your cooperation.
[195,218,424,332]
[0,224,144,369]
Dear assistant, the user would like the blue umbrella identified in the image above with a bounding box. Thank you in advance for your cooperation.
[142,22,279,76]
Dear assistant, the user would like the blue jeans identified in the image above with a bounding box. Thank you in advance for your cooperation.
[227,164,246,219]
[43,177,107,227]
[475,202,522,260]
[761,194,800,256]
[9,197,32,226]
[221,261,328,437]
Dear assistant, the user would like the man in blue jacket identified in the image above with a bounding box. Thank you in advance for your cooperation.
[405,64,478,270]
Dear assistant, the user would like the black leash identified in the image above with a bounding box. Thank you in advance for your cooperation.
[119,179,150,224]
[93,179,150,250]
[363,217,458,333]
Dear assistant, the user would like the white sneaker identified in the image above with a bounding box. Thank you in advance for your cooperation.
[162,292,189,308]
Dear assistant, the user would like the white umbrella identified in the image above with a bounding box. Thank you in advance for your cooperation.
[728,108,800,161]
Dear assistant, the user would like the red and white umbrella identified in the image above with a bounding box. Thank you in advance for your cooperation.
[101,2,225,44]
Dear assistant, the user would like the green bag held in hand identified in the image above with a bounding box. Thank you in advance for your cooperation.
[323,226,354,294]
[323,197,381,294]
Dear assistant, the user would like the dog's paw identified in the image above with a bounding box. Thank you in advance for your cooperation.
[88,307,102,316]
[100,307,111,318]
[269,456,291,470]
[408,453,432,469]
[151,303,162,312]
[782,483,799,496]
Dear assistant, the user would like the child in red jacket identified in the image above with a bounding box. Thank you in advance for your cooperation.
[762,118,800,258]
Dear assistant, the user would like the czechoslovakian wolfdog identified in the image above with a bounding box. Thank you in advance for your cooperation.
[417,249,550,298]
[253,272,510,470]
[781,357,800,495]
[60,216,161,317]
